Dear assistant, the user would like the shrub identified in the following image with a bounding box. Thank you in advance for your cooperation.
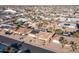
[47,27,53,32]
[55,29,63,35]
[73,32,79,38]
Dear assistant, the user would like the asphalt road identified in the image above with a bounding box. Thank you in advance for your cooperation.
[0,35,55,53]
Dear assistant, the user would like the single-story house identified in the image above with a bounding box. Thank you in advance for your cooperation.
[59,17,79,22]
[58,23,76,28]
[15,18,29,23]
[67,18,79,22]
[64,23,76,28]
[3,9,16,14]
[0,24,15,29]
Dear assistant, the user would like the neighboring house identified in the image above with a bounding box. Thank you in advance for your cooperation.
[67,18,79,22]
[0,24,15,29]
[15,17,30,23]
[58,23,77,32]
[3,9,16,14]
[63,23,76,28]
[58,23,76,28]
[59,17,79,22]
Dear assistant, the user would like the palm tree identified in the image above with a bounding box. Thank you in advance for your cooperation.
[70,41,78,52]
[59,37,68,48]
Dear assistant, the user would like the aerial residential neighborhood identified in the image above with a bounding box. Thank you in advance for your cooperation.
[0,5,79,53]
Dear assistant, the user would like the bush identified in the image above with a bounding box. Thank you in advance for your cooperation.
[73,32,79,38]
[47,27,53,32]
[55,29,63,35]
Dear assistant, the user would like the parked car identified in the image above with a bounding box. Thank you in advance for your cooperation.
[63,32,71,36]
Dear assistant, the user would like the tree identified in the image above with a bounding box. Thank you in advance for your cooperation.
[55,29,63,35]
[37,22,43,28]
[15,21,24,30]
[12,19,16,24]
[47,27,53,32]
[59,37,68,48]
[43,20,48,27]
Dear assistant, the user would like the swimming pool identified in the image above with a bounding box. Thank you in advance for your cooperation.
[0,43,7,49]
[0,43,7,52]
